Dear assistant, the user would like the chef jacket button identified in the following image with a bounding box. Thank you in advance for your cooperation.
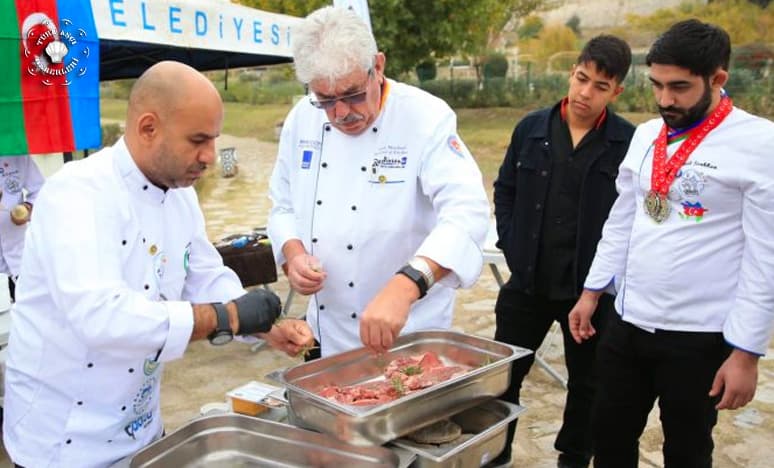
[532,232,538,239]
[372,127,378,133]
[66,439,72,444]
[121,240,127,246]
[555,217,562,224]
[128,368,135,373]
[121,406,126,411]
[322,162,328,168]
[77,401,83,405]
[319,305,325,310]
[142,185,148,190]
[527,265,533,272]
[312,238,318,243]
[142,237,146,243]
[535,203,542,210]
[360,166,367,172]
[541,170,548,176]
[351,205,357,211]
[87,363,94,368]
[144,284,150,290]
[108,439,113,443]
[543,141,549,147]
[351,312,357,319]
[325,125,331,131]
[347,244,353,250]
[316,200,322,205]
[348,281,354,287]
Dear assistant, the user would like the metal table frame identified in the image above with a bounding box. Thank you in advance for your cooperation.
[484,247,568,389]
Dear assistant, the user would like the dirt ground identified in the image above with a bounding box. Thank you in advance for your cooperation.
[1,134,772,467]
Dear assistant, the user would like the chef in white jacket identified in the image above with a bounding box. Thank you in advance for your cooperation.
[268,6,490,357]
[3,61,313,468]
[0,154,45,300]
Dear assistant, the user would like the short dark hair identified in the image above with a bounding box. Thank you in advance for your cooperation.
[577,34,632,83]
[646,19,731,77]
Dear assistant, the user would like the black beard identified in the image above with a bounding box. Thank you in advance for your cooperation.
[658,80,713,130]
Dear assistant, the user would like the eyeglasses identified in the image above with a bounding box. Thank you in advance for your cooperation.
[310,69,374,110]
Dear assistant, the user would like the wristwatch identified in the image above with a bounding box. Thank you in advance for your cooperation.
[408,256,435,289]
[397,264,429,299]
[208,302,233,346]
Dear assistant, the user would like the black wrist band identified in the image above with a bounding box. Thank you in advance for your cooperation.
[397,264,428,299]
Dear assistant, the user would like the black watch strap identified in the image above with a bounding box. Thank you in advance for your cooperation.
[397,264,428,299]
[208,302,233,345]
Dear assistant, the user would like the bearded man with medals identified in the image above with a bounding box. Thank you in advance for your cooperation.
[567,20,774,468]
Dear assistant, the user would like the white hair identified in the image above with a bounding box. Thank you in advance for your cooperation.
[292,6,377,86]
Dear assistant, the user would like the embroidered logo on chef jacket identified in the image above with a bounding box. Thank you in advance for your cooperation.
[679,201,709,222]
[4,175,21,194]
[676,168,707,199]
[298,139,321,170]
[447,134,468,158]
[125,375,158,439]
[370,145,408,184]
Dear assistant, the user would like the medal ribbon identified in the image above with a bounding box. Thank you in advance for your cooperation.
[651,96,733,196]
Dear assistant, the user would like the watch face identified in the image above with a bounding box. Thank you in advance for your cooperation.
[210,332,233,346]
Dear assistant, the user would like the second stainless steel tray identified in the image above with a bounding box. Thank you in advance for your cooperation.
[268,330,532,446]
[391,399,524,467]
[124,413,399,467]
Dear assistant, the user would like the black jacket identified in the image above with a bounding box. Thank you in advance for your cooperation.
[493,103,635,295]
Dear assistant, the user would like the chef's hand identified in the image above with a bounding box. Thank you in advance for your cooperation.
[286,253,326,295]
[568,289,602,344]
[359,274,418,354]
[710,348,759,410]
[259,318,315,357]
[232,289,282,335]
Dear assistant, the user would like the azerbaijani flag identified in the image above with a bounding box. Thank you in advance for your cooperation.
[0,0,100,155]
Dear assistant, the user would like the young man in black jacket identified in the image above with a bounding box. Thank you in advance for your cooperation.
[490,35,634,468]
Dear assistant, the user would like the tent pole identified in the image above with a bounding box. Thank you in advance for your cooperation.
[224,57,229,90]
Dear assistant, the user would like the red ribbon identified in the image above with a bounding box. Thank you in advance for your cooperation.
[651,97,733,196]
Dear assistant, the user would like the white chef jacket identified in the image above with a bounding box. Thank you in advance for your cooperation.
[268,79,490,356]
[3,138,244,467]
[0,154,45,277]
[585,107,774,355]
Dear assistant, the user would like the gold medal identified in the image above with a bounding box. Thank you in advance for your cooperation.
[644,190,670,223]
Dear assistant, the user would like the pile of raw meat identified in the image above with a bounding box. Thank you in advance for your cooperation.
[318,351,471,406]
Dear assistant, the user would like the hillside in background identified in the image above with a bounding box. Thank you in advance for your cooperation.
[539,0,707,29]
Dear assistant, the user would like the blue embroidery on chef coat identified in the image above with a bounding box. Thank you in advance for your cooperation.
[301,150,313,169]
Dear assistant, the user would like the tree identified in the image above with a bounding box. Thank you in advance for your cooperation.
[565,14,581,37]
[238,0,544,77]
[518,15,544,40]
[626,0,774,45]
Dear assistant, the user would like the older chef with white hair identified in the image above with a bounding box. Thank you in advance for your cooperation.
[268,6,490,358]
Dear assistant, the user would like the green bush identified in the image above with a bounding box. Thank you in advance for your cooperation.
[415,59,437,82]
[483,53,509,79]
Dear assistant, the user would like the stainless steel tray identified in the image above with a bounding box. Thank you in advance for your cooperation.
[124,413,399,467]
[267,330,532,446]
[391,399,524,467]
